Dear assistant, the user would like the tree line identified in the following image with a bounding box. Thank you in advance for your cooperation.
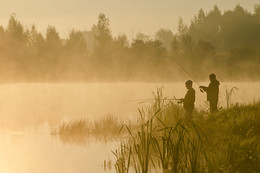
[0,4,260,82]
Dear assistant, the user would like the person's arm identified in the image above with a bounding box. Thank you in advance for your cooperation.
[199,86,208,92]
[177,98,184,104]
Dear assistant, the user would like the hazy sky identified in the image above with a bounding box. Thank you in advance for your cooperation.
[0,0,259,39]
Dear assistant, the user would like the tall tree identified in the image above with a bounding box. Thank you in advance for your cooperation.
[155,29,174,51]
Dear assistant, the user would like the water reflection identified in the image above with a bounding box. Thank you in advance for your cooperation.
[0,127,118,173]
[56,133,122,146]
[57,133,90,146]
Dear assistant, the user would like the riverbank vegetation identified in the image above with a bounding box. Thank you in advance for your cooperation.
[1,4,260,82]
[52,114,130,137]
[113,91,260,172]
[55,89,260,172]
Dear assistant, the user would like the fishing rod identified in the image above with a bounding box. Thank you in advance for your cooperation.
[129,96,185,104]
[129,98,181,102]
[171,57,204,93]
[129,57,204,103]
[130,57,205,103]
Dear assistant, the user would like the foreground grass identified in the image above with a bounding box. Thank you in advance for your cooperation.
[197,102,260,172]
[113,90,260,173]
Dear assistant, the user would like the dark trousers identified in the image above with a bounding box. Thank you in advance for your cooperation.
[209,100,218,114]
[185,108,193,120]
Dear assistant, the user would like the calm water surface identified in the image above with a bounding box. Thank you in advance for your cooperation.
[0,82,259,173]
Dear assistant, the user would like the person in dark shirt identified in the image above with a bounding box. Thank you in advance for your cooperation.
[200,73,220,114]
[179,80,195,120]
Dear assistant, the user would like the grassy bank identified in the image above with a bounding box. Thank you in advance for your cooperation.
[197,102,260,172]
[113,90,260,173]
[54,89,260,172]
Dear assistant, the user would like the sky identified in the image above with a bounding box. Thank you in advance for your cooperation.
[0,0,259,39]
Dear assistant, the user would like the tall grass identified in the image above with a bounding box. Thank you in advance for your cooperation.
[53,114,134,145]
[58,119,92,136]
[113,88,211,173]
[54,114,126,136]
[200,102,260,172]
[114,88,260,172]
[225,86,239,109]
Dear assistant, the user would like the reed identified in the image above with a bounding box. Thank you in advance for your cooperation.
[53,114,134,144]
[114,88,211,173]
[112,142,132,173]
[225,86,239,109]
[114,88,260,172]
[58,118,92,136]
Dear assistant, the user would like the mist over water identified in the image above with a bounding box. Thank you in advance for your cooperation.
[0,82,258,129]
[0,82,256,130]
[0,82,259,173]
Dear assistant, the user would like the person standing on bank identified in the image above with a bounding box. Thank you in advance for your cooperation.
[178,80,195,120]
[199,73,220,114]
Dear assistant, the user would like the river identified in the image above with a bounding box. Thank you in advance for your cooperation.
[0,82,259,173]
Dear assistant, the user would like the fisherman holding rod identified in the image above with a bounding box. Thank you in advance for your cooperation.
[178,80,195,120]
[173,58,220,114]
[178,74,220,116]
[199,73,220,114]
[131,57,220,117]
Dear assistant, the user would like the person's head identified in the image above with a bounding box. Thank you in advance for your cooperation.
[185,80,193,89]
[209,73,216,82]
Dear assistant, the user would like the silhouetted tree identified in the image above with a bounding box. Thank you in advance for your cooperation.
[67,30,87,52]
[95,13,112,48]
[135,32,151,43]
[46,26,62,52]
[155,29,174,51]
